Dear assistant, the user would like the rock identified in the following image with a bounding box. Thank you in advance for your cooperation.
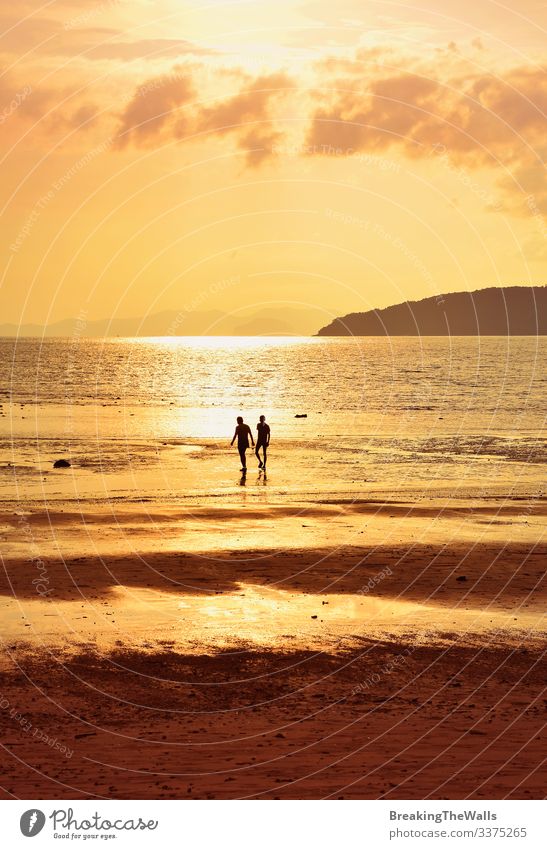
[311,614,318,619]
[456,575,467,582]
[295,413,308,418]
[53,459,71,468]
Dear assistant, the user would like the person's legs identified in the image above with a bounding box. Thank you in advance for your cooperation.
[238,446,247,470]
[255,442,263,467]
[262,444,267,467]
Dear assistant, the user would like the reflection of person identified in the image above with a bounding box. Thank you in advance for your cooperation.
[230,416,254,472]
[255,415,270,469]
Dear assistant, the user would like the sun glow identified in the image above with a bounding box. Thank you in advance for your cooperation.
[133,335,315,348]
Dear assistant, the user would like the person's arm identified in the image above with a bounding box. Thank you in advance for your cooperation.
[230,428,237,446]
[266,425,271,446]
[248,425,255,446]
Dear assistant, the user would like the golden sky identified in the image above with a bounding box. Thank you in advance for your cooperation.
[1,0,545,330]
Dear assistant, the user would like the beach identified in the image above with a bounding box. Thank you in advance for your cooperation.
[0,336,545,798]
[0,533,545,799]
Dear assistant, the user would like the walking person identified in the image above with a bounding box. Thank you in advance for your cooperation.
[255,415,270,469]
[230,416,254,473]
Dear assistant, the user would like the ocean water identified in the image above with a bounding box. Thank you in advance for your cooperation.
[0,336,545,506]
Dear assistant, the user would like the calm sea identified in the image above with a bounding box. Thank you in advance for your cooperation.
[1,336,545,504]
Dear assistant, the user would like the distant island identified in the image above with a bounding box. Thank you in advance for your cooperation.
[0,305,327,338]
[317,286,547,336]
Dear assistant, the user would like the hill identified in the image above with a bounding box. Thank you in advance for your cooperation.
[316,286,547,336]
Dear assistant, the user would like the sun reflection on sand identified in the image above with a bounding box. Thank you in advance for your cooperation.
[3,584,544,659]
[175,586,426,648]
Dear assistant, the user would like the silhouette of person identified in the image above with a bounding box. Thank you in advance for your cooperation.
[230,416,254,472]
[255,415,270,469]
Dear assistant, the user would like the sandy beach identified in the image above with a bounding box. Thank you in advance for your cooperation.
[0,492,545,799]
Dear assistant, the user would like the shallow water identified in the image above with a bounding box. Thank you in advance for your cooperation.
[2,335,545,415]
[3,583,544,657]
[0,336,544,509]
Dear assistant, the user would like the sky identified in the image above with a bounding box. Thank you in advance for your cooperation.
[0,0,545,332]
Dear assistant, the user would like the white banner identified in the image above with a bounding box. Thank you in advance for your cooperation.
[1,800,544,848]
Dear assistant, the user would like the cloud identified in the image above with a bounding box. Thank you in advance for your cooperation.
[0,13,213,63]
[308,62,546,157]
[307,72,440,155]
[194,70,293,166]
[115,68,196,148]
[497,154,547,219]
[305,56,547,210]
[238,127,284,168]
[0,69,100,148]
[115,69,293,166]
[197,71,291,133]
[0,14,116,56]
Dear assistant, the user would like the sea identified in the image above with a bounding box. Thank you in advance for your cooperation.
[0,336,545,507]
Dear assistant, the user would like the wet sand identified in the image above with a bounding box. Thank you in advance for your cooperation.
[0,500,545,799]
